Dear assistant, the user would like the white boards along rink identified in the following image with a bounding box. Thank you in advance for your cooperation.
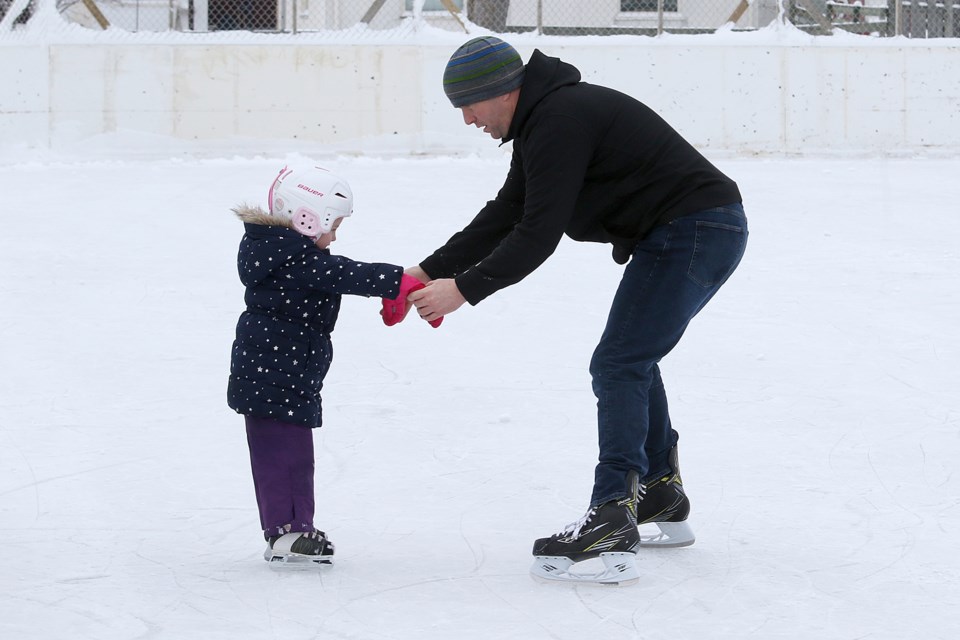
[1,36,958,156]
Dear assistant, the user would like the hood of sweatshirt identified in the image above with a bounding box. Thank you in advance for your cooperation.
[503,49,581,143]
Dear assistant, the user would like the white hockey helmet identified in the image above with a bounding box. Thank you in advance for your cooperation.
[268,164,354,237]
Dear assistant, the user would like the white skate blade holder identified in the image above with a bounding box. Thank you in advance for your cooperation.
[263,533,333,568]
[264,549,333,568]
[530,552,639,587]
[638,520,695,548]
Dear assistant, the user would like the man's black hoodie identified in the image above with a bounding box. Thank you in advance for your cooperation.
[420,49,742,305]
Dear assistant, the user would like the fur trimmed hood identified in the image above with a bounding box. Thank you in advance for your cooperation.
[233,204,315,287]
[232,203,295,231]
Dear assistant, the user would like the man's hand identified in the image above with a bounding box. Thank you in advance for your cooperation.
[408,279,466,324]
[404,265,431,284]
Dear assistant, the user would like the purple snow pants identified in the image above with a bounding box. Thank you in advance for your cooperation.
[245,416,316,538]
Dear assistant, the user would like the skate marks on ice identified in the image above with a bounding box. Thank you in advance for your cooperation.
[287,561,565,639]
[3,158,960,639]
[298,547,707,640]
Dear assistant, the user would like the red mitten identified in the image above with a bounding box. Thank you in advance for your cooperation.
[381,274,426,326]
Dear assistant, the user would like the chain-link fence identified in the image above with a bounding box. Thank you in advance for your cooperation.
[2,0,957,36]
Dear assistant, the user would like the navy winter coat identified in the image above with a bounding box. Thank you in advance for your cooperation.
[227,207,403,428]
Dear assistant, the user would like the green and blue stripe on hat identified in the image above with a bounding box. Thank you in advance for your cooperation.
[442,36,525,108]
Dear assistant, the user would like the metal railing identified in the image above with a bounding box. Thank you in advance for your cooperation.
[2,0,957,37]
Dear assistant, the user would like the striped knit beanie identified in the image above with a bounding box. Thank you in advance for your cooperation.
[442,37,525,108]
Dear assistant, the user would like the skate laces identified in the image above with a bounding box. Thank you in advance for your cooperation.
[559,507,597,540]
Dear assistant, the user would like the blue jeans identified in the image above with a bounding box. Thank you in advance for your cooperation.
[589,203,748,506]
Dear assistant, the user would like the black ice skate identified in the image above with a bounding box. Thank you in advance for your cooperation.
[636,446,695,548]
[264,529,334,566]
[530,495,641,586]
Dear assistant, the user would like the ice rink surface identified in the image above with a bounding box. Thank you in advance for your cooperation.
[1,150,958,639]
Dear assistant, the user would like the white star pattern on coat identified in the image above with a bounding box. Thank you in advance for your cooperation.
[227,221,403,429]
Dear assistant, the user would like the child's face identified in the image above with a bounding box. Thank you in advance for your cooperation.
[314,218,343,250]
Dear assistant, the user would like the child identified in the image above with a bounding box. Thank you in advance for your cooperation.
[227,163,431,565]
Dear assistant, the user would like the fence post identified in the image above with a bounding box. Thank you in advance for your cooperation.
[536,0,542,34]
[193,0,209,31]
[71,0,109,28]
[657,0,664,35]
[726,0,750,26]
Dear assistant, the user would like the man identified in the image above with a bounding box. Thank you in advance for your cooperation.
[401,37,748,585]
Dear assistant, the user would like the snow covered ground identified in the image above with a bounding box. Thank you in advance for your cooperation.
[1,149,958,639]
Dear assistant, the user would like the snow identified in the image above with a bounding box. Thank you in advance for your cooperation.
[1,140,959,639]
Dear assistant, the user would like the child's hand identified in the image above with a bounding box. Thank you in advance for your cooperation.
[381,274,443,327]
[381,274,422,325]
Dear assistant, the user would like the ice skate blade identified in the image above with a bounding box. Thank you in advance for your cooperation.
[638,520,695,548]
[530,552,639,587]
[264,551,333,568]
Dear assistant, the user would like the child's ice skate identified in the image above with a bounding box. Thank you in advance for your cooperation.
[264,529,334,566]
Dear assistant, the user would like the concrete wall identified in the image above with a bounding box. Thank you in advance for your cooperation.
[1,41,959,155]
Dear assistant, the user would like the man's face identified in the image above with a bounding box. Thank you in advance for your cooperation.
[458,92,517,140]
